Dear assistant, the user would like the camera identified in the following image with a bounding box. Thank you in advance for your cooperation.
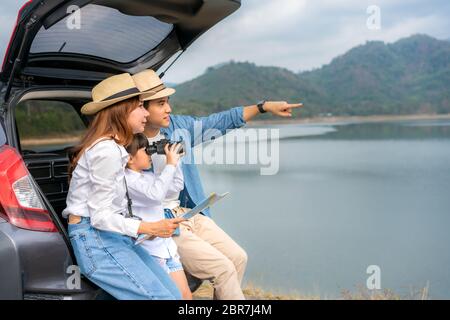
[146,139,185,155]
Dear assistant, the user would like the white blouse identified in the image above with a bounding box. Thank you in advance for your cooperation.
[62,138,141,238]
[125,163,184,259]
[147,132,183,210]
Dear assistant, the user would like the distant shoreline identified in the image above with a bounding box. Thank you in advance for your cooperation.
[21,136,82,146]
[247,113,450,126]
[19,113,450,146]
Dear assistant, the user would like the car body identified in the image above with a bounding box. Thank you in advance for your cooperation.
[0,0,240,300]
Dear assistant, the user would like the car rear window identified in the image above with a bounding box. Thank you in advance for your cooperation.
[30,4,174,63]
[15,100,86,154]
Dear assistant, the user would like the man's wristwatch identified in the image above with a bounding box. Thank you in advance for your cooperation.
[257,100,267,114]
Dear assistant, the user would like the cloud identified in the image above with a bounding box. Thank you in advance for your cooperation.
[1,0,449,83]
[162,0,450,82]
[0,0,25,65]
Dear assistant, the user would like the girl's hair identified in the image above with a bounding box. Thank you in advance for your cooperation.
[68,96,141,178]
[125,133,150,157]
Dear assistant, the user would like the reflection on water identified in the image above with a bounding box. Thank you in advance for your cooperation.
[278,125,337,139]
[278,120,450,141]
[400,121,450,127]
[198,119,450,298]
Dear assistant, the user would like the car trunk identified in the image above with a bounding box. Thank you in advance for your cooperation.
[8,87,92,224]
[1,0,241,87]
[0,86,103,299]
[1,1,241,296]
[2,0,241,226]
[1,0,240,234]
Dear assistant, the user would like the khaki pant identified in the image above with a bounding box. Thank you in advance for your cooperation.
[171,207,247,300]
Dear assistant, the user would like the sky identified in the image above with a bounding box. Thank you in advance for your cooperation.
[1,0,449,84]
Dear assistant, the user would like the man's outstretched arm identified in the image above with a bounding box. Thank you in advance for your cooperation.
[170,101,303,147]
[243,101,303,122]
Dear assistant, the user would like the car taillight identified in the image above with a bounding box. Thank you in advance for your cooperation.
[0,145,57,232]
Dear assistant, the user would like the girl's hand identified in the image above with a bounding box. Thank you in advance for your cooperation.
[165,143,184,166]
[138,217,185,238]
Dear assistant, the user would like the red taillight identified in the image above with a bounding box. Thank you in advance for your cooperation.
[0,145,57,232]
[1,1,34,72]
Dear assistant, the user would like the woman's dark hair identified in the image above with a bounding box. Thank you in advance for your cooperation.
[126,133,150,156]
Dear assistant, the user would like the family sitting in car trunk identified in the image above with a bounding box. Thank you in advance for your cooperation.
[62,69,302,300]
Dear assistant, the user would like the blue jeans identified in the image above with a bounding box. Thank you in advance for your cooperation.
[68,217,181,300]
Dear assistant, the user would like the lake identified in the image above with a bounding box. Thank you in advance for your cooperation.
[197,119,450,299]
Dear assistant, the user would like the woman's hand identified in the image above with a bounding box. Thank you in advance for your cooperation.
[165,143,184,166]
[138,217,185,238]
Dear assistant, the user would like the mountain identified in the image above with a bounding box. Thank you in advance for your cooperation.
[171,62,324,116]
[170,34,450,118]
[301,34,450,116]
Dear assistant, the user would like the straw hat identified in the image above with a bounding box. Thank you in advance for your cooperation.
[81,73,154,115]
[132,69,176,101]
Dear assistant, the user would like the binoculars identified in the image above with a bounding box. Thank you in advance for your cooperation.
[145,139,185,155]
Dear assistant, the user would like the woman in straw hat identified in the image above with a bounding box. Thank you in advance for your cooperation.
[62,73,185,300]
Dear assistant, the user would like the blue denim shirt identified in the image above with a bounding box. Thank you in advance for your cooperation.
[160,106,246,217]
